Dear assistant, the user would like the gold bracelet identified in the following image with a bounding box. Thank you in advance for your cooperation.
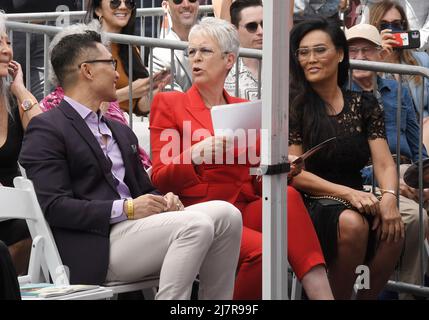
[126,199,134,220]
[380,189,397,199]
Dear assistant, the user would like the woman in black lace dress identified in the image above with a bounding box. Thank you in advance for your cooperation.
[289,17,404,299]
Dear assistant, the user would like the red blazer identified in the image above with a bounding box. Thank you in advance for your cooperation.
[150,85,260,207]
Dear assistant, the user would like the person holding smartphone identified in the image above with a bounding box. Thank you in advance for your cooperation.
[369,1,429,150]
[85,0,171,115]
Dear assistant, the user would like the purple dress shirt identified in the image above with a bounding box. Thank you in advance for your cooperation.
[64,96,130,224]
[40,86,152,169]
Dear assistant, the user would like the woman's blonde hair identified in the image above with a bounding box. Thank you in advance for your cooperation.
[369,0,421,85]
[0,11,11,116]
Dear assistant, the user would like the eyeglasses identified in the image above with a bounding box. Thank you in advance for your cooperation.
[187,47,225,59]
[295,46,335,62]
[240,21,263,33]
[379,20,405,31]
[171,0,198,5]
[109,0,136,10]
[78,59,118,70]
[349,46,380,59]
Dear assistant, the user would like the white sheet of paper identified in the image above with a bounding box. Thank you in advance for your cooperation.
[211,100,262,135]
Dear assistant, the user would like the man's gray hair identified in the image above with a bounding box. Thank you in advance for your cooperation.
[48,20,108,86]
[189,17,240,61]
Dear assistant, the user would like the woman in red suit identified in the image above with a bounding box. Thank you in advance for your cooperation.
[150,17,333,300]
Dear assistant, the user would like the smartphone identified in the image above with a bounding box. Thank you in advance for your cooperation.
[391,30,420,49]
[153,67,171,83]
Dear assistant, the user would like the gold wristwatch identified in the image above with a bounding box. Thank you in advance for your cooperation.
[21,99,37,112]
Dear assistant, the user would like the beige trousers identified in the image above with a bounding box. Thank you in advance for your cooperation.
[397,195,427,286]
[364,164,428,298]
[106,200,242,300]
[397,164,429,297]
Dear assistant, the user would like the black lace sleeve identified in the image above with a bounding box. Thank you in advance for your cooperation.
[289,112,303,145]
[360,92,386,140]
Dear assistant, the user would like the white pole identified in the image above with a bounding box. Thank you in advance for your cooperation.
[262,0,291,300]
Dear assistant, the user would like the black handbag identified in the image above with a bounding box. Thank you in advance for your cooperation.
[307,195,353,209]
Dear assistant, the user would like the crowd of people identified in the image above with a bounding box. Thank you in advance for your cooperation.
[1,0,429,300]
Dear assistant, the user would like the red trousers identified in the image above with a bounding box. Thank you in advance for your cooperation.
[233,186,325,300]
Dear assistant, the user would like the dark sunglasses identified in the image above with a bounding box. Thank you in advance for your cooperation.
[379,19,405,31]
[109,0,136,10]
[172,0,198,5]
[240,21,263,33]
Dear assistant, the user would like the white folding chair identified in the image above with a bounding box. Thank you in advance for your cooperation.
[17,165,159,299]
[290,273,303,300]
[146,166,153,181]
[103,276,159,299]
[0,177,69,287]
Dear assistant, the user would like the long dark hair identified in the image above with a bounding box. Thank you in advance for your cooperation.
[84,0,148,80]
[289,17,349,151]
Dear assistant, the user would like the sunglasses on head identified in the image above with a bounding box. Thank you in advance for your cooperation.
[171,0,198,5]
[241,21,263,33]
[109,0,136,10]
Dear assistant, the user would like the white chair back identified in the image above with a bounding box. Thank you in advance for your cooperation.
[146,166,153,181]
[15,165,159,298]
[0,177,69,286]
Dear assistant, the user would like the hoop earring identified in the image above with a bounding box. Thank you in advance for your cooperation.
[98,15,103,24]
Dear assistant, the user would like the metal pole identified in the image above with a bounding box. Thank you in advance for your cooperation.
[152,0,155,39]
[128,45,134,128]
[386,280,429,297]
[149,46,154,103]
[170,48,175,89]
[43,33,50,97]
[142,17,146,62]
[5,6,214,22]
[25,30,30,92]
[396,75,402,208]
[419,77,426,285]
[235,59,239,97]
[262,0,290,300]
[372,74,378,195]
[156,12,161,39]
[257,59,262,100]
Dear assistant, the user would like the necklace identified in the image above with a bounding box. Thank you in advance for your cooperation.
[204,97,226,109]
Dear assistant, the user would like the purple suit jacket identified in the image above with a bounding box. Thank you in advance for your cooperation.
[19,100,159,285]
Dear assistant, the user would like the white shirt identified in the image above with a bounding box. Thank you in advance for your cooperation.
[224,58,261,101]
